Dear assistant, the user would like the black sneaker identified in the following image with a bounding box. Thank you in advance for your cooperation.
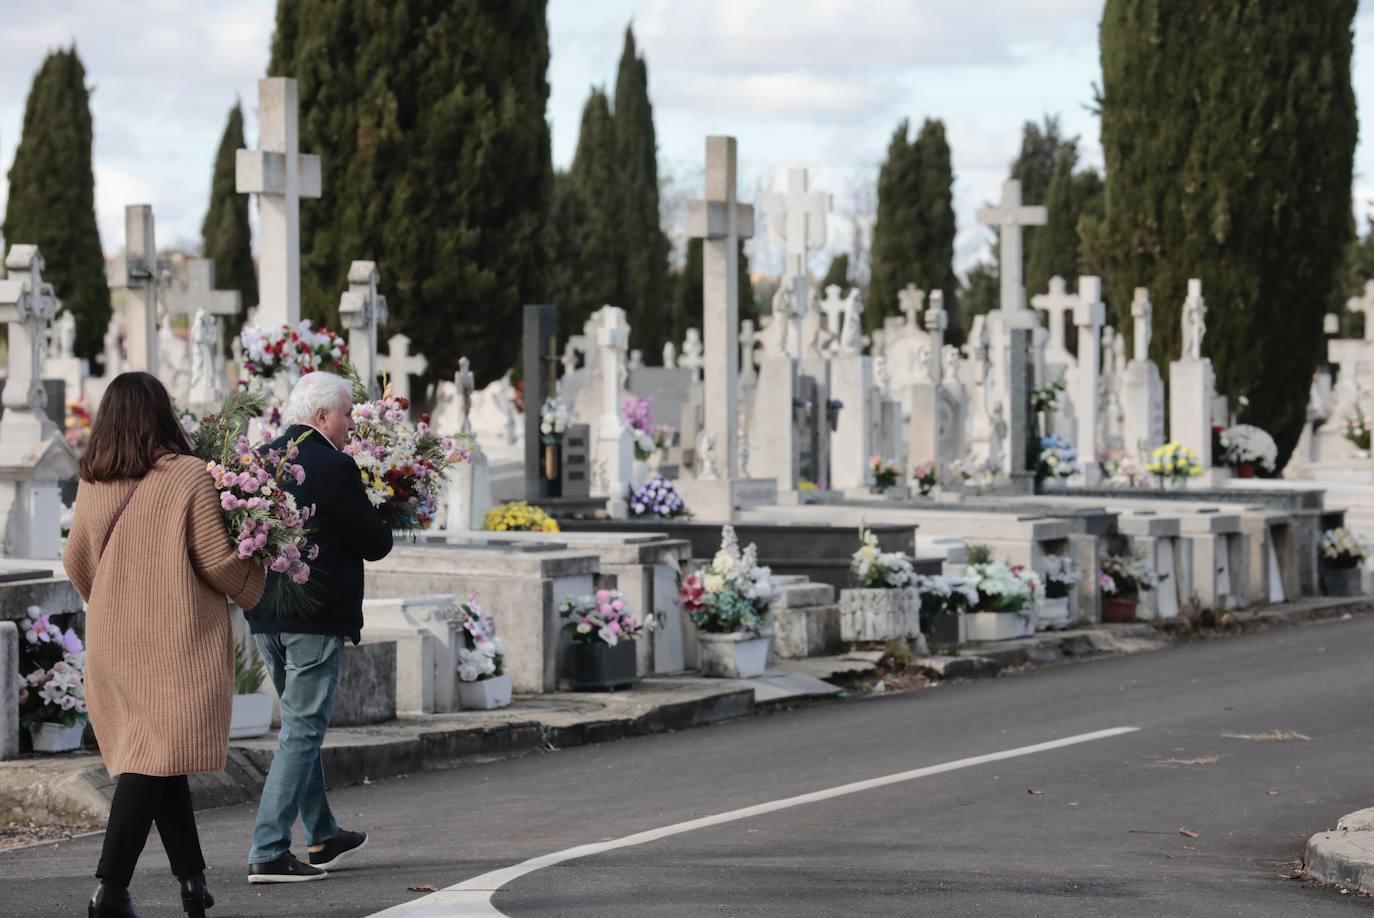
[247,852,328,884]
[308,829,368,870]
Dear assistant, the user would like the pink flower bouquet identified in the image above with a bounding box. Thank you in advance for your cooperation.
[17,606,87,730]
[558,589,643,647]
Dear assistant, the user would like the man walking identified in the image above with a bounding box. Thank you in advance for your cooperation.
[244,372,394,883]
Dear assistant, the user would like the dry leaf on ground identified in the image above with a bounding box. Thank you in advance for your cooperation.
[1178,828,1201,838]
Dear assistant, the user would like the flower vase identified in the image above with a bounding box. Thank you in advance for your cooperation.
[542,443,563,498]
[1040,595,1071,629]
[1232,463,1256,479]
[925,612,965,651]
[229,692,274,739]
[697,630,772,678]
[1103,596,1138,623]
[29,721,84,753]
[565,639,639,691]
[965,609,1037,642]
[459,673,513,710]
[1321,564,1364,597]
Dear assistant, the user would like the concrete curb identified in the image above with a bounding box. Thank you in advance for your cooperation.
[1305,808,1374,892]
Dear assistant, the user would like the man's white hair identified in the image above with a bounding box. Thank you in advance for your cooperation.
[283,372,353,426]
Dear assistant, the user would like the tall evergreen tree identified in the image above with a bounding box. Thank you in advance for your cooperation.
[867,118,957,337]
[201,100,258,345]
[270,0,553,386]
[613,26,671,357]
[1099,0,1356,465]
[821,253,850,290]
[3,47,109,364]
[671,237,755,351]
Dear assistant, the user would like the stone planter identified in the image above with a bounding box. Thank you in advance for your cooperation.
[1040,477,1069,492]
[964,609,1036,643]
[229,692,274,739]
[839,588,919,642]
[29,721,84,753]
[1103,596,1138,623]
[566,638,639,691]
[458,673,513,710]
[697,630,772,679]
[1039,595,1071,630]
[924,612,965,651]
[1321,564,1364,598]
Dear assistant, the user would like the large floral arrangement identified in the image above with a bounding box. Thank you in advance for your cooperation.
[560,588,642,646]
[192,390,315,594]
[483,501,559,533]
[1320,527,1371,569]
[345,384,470,529]
[1031,376,1067,414]
[1345,407,1371,452]
[1037,435,1078,481]
[17,607,87,730]
[1099,446,1146,488]
[1145,441,1203,484]
[1041,554,1080,600]
[238,320,348,381]
[456,596,506,682]
[540,397,570,445]
[869,456,901,491]
[1098,553,1158,598]
[850,526,916,589]
[628,476,689,519]
[621,395,658,460]
[64,401,91,453]
[678,525,775,635]
[1219,424,1277,473]
[965,561,1042,615]
[916,574,980,617]
[911,461,939,496]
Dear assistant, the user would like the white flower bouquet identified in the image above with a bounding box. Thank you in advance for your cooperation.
[1099,553,1158,597]
[1041,554,1080,600]
[916,574,980,616]
[540,397,570,445]
[965,561,1043,615]
[850,526,916,589]
[1219,424,1277,473]
[455,596,506,683]
[1321,527,1371,569]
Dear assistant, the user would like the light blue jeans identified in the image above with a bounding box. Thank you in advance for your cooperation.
[247,632,344,864]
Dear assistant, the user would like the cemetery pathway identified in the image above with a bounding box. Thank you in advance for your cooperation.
[3,614,1374,917]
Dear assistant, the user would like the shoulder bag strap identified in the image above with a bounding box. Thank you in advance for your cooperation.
[98,477,145,560]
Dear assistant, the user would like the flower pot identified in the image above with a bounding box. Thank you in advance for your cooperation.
[565,638,639,691]
[1321,564,1364,598]
[458,673,513,710]
[924,611,965,651]
[1232,463,1256,479]
[1103,596,1138,623]
[964,610,1036,642]
[839,588,919,642]
[542,443,562,498]
[29,721,84,753]
[229,692,274,739]
[1041,477,1068,492]
[697,630,772,679]
[1040,595,1071,630]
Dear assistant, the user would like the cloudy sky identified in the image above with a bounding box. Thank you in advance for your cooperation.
[3,0,1373,282]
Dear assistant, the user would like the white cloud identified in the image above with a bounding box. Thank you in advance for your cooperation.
[660,71,902,124]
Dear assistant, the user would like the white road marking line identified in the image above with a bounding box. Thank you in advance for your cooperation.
[368,726,1140,918]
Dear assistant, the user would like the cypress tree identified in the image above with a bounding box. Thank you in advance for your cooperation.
[1099,0,1356,464]
[821,253,850,290]
[671,237,755,351]
[613,26,670,358]
[270,0,553,386]
[3,47,109,363]
[911,119,959,343]
[201,100,258,344]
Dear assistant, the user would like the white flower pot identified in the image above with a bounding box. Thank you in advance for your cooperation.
[839,588,920,642]
[964,610,1037,642]
[458,673,513,710]
[1039,596,1071,630]
[229,692,274,740]
[697,630,772,679]
[29,721,84,753]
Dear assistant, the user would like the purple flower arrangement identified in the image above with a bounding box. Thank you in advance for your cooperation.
[627,476,689,519]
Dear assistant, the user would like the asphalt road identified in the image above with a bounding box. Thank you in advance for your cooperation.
[3,615,1374,917]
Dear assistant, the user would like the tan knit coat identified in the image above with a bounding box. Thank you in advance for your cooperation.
[62,453,266,777]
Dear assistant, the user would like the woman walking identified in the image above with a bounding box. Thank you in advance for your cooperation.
[63,372,266,918]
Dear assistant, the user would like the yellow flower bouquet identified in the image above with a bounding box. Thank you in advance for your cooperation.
[483,501,560,533]
[1144,441,1203,486]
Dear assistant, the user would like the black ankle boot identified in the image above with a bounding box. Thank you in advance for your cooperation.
[88,881,140,918]
[179,871,214,917]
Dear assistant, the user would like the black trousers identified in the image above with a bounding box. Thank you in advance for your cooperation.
[96,774,206,887]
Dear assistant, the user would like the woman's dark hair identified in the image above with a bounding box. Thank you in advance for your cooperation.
[78,372,193,482]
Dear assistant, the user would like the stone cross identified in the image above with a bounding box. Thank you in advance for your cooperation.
[0,245,61,441]
[377,333,427,403]
[1125,287,1151,363]
[679,327,705,380]
[236,77,322,327]
[818,284,848,343]
[976,179,1047,313]
[106,204,160,374]
[686,136,755,481]
[1180,278,1206,361]
[1348,279,1374,342]
[1074,276,1107,485]
[596,307,633,514]
[338,260,388,396]
[739,319,758,388]
[1031,276,1077,367]
[161,257,240,323]
[923,290,949,383]
[455,356,475,436]
[898,284,925,331]
[763,167,830,356]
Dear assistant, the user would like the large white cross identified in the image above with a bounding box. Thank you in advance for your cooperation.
[237,77,321,328]
[338,260,387,396]
[377,333,427,403]
[1074,276,1106,484]
[1030,275,1078,366]
[977,179,1047,313]
[106,204,160,374]
[161,257,241,322]
[763,166,830,281]
[687,136,754,481]
[0,245,62,442]
[1348,279,1374,342]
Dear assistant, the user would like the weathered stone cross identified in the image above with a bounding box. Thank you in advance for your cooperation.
[977,179,1047,313]
[1031,276,1078,367]
[687,136,755,481]
[763,167,830,357]
[106,204,160,374]
[338,260,387,396]
[377,333,428,403]
[0,245,62,441]
[236,77,321,328]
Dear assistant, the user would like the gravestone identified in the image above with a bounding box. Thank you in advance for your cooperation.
[1169,279,1215,468]
[338,261,388,397]
[762,166,830,358]
[1122,287,1165,461]
[105,205,159,374]
[377,333,427,403]
[443,357,492,531]
[161,256,240,409]
[561,424,591,499]
[523,304,559,500]
[1074,276,1106,485]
